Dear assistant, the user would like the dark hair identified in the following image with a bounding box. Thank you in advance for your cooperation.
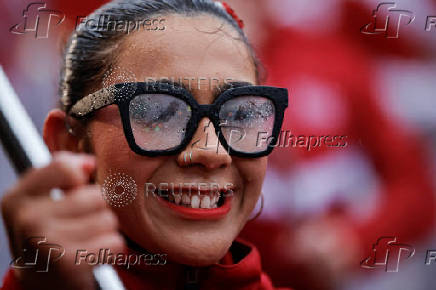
[60,0,263,113]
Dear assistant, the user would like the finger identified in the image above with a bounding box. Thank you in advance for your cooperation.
[79,233,126,256]
[48,210,119,241]
[14,152,95,197]
[51,185,107,218]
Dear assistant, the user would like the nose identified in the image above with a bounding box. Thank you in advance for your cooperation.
[177,118,232,170]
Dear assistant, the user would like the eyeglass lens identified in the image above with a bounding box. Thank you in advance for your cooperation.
[128,93,276,153]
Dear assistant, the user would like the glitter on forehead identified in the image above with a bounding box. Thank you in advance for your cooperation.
[103,65,137,102]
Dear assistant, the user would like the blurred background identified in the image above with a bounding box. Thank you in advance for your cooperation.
[1,0,436,289]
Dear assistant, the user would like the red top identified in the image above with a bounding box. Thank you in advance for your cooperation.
[1,239,290,290]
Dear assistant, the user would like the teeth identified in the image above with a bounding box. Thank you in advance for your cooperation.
[174,194,181,205]
[165,190,227,208]
[201,196,210,209]
[191,195,200,208]
[182,194,191,205]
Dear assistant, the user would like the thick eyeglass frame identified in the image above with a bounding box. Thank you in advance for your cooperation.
[69,81,289,158]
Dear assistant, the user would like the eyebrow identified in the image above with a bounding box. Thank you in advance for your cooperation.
[148,79,254,100]
[212,81,254,99]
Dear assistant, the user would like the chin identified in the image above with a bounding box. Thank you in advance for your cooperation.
[164,239,233,266]
[117,190,248,266]
[142,225,237,266]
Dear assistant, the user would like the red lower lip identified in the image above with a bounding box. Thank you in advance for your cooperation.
[156,194,232,220]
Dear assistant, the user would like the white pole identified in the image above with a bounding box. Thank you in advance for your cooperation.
[0,65,125,290]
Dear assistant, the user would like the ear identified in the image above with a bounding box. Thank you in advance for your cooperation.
[43,109,82,153]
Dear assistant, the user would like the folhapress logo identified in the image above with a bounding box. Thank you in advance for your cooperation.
[10,237,65,272]
[361,237,415,272]
[361,2,415,38]
[10,2,65,39]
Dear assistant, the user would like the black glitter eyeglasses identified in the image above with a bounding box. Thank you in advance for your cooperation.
[69,81,288,157]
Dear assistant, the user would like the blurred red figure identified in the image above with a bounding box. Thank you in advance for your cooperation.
[231,0,435,289]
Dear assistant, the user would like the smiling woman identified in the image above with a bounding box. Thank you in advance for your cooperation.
[1,0,289,289]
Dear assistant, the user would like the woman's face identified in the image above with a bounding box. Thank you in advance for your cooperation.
[86,14,266,266]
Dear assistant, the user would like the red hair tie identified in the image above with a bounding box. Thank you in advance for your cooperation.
[221,2,244,29]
